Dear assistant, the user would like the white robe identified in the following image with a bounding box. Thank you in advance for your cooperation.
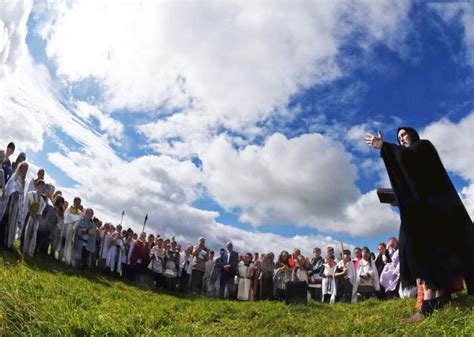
[380,249,400,292]
[100,232,112,260]
[179,252,193,276]
[0,175,25,248]
[237,261,254,301]
[21,178,37,225]
[352,258,380,303]
[105,233,123,273]
[23,191,46,257]
[321,263,337,304]
[62,208,82,265]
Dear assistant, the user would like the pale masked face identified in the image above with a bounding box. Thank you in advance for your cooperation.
[398,129,412,147]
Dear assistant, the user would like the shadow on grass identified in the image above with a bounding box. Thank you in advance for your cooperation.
[1,248,231,302]
[0,247,23,268]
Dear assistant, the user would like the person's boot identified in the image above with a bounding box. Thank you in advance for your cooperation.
[407,299,435,323]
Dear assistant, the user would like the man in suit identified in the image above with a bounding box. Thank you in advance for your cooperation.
[219,241,239,299]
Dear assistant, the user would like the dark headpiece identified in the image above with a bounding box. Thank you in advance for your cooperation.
[397,127,420,145]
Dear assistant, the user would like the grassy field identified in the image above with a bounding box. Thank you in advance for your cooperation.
[1,249,474,336]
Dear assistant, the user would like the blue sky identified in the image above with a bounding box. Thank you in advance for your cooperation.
[1,1,473,256]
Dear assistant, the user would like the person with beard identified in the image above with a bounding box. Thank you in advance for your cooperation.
[0,162,28,248]
[366,127,474,320]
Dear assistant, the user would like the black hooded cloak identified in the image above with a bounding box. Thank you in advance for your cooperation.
[380,127,474,291]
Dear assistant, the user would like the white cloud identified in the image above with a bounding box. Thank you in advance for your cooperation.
[0,0,31,75]
[1,0,411,258]
[422,112,474,220]
[74,101,123,141]
[422,112,474,182]
[0,3,362,257]
[38,0,412,157]
[201,133,398,236]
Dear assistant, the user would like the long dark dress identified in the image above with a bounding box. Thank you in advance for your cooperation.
[380,127,474,291]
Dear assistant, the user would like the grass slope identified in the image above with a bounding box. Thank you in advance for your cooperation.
[1,249,474,336]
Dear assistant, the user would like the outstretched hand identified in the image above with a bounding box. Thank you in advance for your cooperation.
[364,129,383,149]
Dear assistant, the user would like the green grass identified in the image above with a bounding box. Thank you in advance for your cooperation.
[1,248,474,336]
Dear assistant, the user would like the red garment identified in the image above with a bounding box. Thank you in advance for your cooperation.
[288,258,296,268]
[130,239,149,267]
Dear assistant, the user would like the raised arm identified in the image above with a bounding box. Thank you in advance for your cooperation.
[364,129,383,149]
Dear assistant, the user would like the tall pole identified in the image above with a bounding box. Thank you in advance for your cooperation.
[142,213,148,233]
[120,210,125,226]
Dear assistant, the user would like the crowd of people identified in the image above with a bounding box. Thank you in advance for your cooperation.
[0,140,408,304]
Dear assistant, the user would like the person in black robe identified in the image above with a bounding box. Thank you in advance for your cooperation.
[365,127,474,318]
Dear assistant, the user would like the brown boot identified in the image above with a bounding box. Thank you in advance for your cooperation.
[407,312,425,323]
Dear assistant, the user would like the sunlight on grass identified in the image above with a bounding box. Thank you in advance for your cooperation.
[1,248,474,336]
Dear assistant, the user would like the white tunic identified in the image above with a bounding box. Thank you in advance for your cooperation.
[352,258,380,303]
[62,208,82,265]
[100,232,112,260]
[380,249,400,292]
[321,263,337,304]
[23,191,46,257]
[237,261,254,301]
[0,175,25,248]
[105,233,123,273]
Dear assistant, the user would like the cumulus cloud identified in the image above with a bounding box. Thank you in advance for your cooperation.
[38,0,412,157]
[422,112,474,219]
[201,133,398,236]
[422,112,474,182]
[0,1,361,257]
[0,0,31,75]
[1,0,413,257]
[74,101,124,142]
